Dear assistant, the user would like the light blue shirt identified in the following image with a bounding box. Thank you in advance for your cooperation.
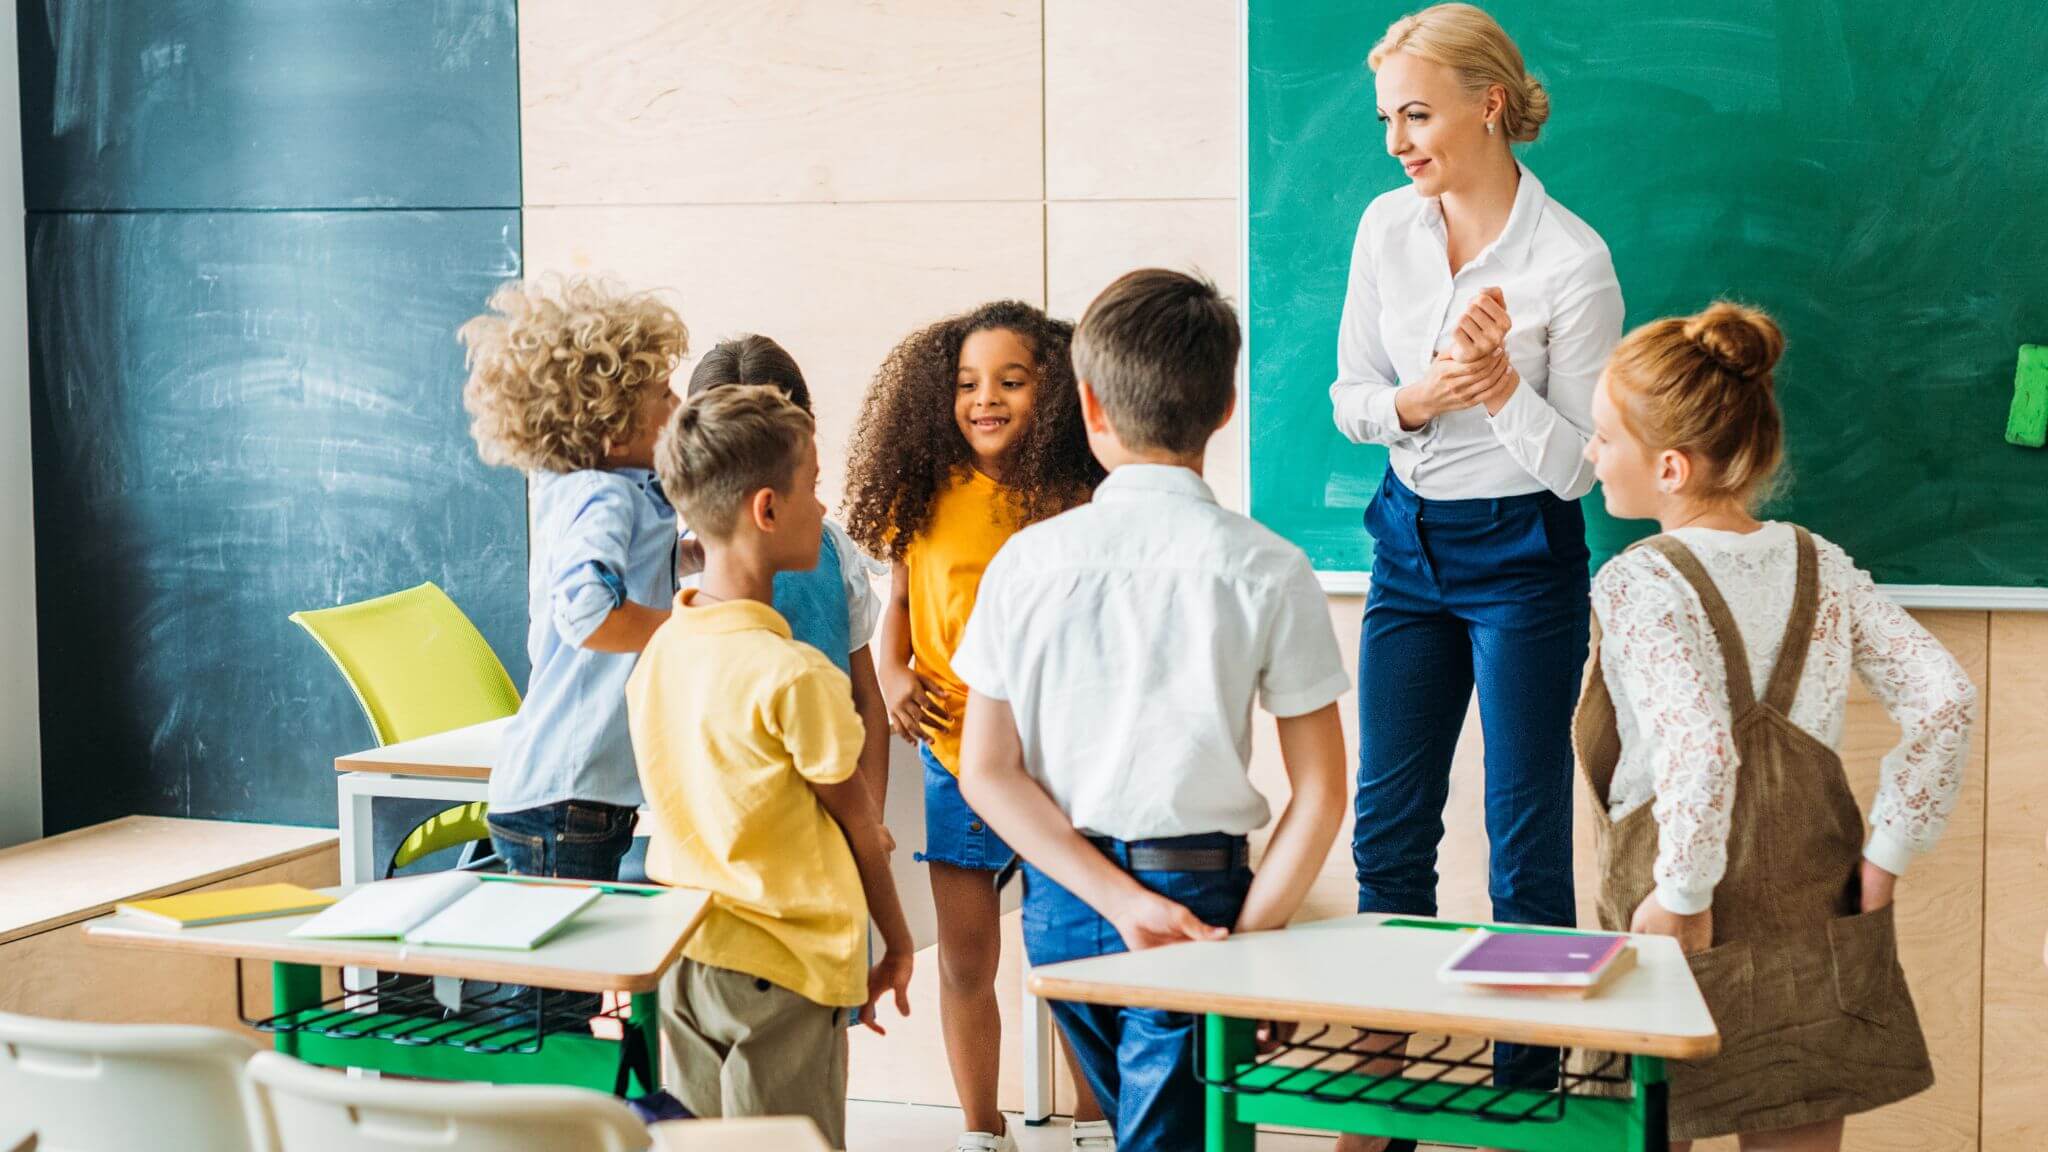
[679,517,884,675]
[492,468,676,813]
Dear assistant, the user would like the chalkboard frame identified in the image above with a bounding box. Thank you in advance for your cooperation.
[1237,0,2048,611]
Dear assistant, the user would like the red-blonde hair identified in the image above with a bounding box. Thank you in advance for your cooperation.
[1605,301,1786,505]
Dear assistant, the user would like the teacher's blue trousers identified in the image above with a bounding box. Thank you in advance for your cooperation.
[1353,470,1589,1083]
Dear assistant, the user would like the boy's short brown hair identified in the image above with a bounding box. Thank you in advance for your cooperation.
[1071,269,1240,456]
[459,276,687,473]
[656,385,814,540]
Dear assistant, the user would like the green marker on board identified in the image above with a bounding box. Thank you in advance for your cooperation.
[2009,345,2048,448]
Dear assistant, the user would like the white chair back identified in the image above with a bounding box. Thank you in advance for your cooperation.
[246,1051,649,1152]
[0,1010,266,1152]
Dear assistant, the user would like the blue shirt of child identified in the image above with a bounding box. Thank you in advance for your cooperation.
[492,468,676,814]
[683,518,882,676]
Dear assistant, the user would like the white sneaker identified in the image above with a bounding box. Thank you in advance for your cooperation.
[954,1126,1018,1152]
[1070,1118,1116,1150]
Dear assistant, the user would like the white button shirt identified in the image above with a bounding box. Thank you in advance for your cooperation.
[1329,164,1625,500]
[951,465,1350,841]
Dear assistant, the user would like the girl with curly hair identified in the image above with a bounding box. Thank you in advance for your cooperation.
[459,275,686,884]
[843,301,1107,1152]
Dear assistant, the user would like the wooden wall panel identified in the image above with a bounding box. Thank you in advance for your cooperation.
[1046,198,1243,509]
[1044,0,1237,200]
[1984,612,2048,1151]
[520,0,1042,206]
[522,201,1045,506]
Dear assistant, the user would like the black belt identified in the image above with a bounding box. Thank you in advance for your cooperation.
[993,837,1249,893]
[1089,837,1250,873]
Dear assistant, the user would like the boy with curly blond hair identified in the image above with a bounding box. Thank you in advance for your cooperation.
[459,276,687,883]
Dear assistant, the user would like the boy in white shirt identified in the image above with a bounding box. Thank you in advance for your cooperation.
[952,269,1351,1152]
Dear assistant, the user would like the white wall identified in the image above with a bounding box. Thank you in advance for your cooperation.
[0,0,43,848]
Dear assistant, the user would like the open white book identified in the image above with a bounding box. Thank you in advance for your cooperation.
[289,872,600,950]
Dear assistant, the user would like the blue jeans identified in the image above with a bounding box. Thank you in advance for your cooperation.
[1022,834,1252,1152]
[1353,470,1588,1087]
[486,799,637,881]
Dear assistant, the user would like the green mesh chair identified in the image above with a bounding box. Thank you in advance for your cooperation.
[290,582,521,877]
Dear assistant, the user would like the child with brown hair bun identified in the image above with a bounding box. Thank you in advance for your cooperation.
[843,301,1106,1152]
[685,334,891,813]
[633,385,914,1148]
[1579,300,1978,1152]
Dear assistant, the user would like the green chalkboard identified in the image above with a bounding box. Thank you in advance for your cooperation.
[1248,1,2048,590]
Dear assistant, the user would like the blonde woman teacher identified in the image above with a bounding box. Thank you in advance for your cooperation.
[1329,4,1623,1130]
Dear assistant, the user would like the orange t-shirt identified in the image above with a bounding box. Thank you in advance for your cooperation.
[904,468,1022,773]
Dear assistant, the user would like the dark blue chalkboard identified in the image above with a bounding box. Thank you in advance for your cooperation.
[27,210,527,832]
[18,0,520,211]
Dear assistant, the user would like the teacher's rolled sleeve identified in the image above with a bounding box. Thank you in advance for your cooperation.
[1330,204,1426,448]
[1485,247,1625,500]
[1258,557,1352,718]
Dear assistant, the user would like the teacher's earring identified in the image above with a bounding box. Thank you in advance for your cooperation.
[1486,120,1496,136]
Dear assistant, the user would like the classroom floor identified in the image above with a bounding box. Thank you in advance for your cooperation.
[846,1101,1447,1149]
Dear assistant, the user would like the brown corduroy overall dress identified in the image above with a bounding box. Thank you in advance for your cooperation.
[1574,528,1933,1140]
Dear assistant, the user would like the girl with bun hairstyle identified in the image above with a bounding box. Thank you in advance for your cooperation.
[1334,7,1624,1133]
[1577,302,1977,1150]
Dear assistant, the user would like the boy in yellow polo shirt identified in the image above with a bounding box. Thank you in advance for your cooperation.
[629,385,913,1148]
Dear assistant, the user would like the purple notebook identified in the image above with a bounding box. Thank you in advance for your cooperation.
[1439,930,1630,987]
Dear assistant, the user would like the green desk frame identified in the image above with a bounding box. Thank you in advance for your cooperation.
[1202,1016,1668,1152]
[262,962,661,1095]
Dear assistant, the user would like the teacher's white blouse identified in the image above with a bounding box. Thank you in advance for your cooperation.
[1329,164,1624,500]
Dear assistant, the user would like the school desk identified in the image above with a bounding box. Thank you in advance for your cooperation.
[332,718,1062,1121]
[86,883,709,1095]
[648,1116,832,1151]
[332,715,505,891]
[1028,913,1719,1152]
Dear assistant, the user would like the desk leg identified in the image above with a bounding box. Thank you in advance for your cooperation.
[1204,1016,1255,1152]
[1022,985,1055,1124]
[336,775,379,1007]
[1631,1056,1669,1152]
[625,989,662,1097]
[269,962,323,1061]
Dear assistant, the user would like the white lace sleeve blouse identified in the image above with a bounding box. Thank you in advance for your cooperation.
[1590,523,1978,915]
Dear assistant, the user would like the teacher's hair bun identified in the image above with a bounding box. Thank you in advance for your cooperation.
[1508,74,1550,142]
[1682,301,1783,382]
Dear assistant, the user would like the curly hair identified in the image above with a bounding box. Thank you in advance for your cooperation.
[843,300,1103,559]
[458,276,688,473]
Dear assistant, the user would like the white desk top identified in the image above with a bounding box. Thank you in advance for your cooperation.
[85,883,709,993]
[648,1117,830,1151]
[1028,913,1719,1060]
[333,717,951,951]
[333,716,509,779]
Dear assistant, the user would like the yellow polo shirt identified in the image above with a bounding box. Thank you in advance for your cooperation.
[904,467,1021,773]
[627,590,868,1008]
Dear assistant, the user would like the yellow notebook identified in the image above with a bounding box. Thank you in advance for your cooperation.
[116,883,337,929]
